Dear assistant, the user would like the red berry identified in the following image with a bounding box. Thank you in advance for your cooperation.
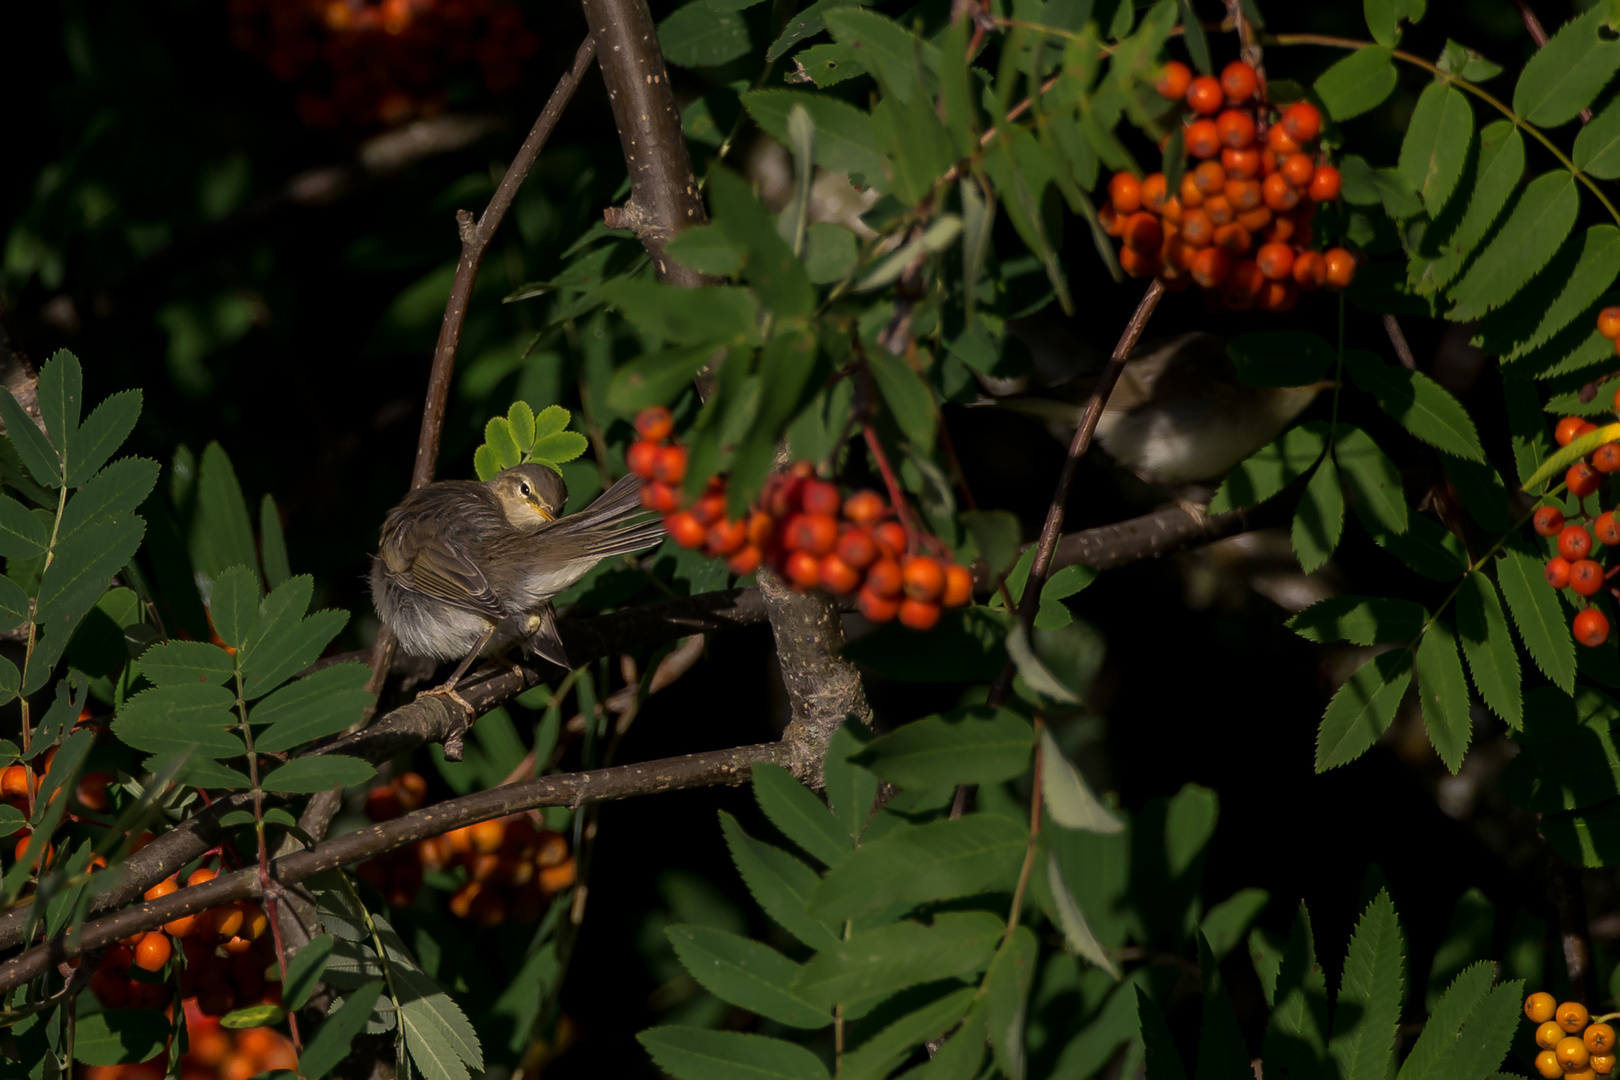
[689,490,726,525]
[835,529,877,570]
[1571,558,1606,597]
[1186,75,1224,115]
[1281,153,1316,187]
[786,514,838,556]
[1599,307,1620,341]
[134,932,172,973]
[942,564,973,608]
[1267,124,1302,155]
[857,585,900,623]
[1570,460,1603,498]
[75,771,111,812]
[1547,557,1573,589]
[872,522,908,558]
[1576,607,1612,647]
[1560,525,1594,561]
[843,490,887,525]
[1308,164,1342,202]
[1534,506,1567,537]
[1597,443,1620,474]
[727,545,762,575]
[748,511,775,549]
[801,480,841,518]
[1191,247,1231,289]
[1124,212,1164,254]
[1281,101,1322,142]
[1222,146,1262,179]
[1156,60,1193,101]
[1185,119,1222,159]
[626,440,661,480]
[1557,416,1590,446]
[1323,248,1356,289]
[901,556,945,601]
[1292,250,1326,290]
[1216,109,1256,149]
[784,551,820,590]
[1110,172,1143,214]
[705,518,748,556]
[818,555,861,594]
[640,482,678,512]
[1220,60,1258,103]
[1598,512,1620,547]
[898,598,942,631]
[635,406,674,441]
[1140,173,1168,212]
[652,445,687,484]
[1256,242,1295,281]
[1262,172,1299,211]
[667,511,705,549]
[866,559,903,598]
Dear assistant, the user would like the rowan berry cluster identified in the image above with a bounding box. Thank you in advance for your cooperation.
[359,772,576,925]
[1527,993,1617,1079]
[1100,59,1356,308]
[83,998,297,1080]
[627,408,975,630]
[1533,407,1620,647]
[227,0,540,129]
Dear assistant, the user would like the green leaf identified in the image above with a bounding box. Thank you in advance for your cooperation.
[252,663,374,752]
[665,225,746,278]
[208,564,260,650]
[396,966,484,1080]
[1513,4,1620,127]
[1292,459,1345,574]
[707,167,816,320]
[113,683,244,758]
[1395,963,1495,1080]
[1225,332,1335,388]
[867,349,936,448]
[472,444,499,483]
[1398,82,1472,215]
[1522,421,1620,494]
[809,814,1025,920]
[1328,890,1406,1080]
[744,90,888,183]
[1365,0,1425,47]
[840,987,979,1080]
[483,416,522,471]
[0,389,61,486]
[659,2,752,68]
[1315,46,1398,121]
[260,494,291,589]
[0,576,28,634]
[1335,425,1408,533]
[1201,890,1271,961]
[1576,94,1620,177]
[1342,350,1484,460]
[261,754,374,793]
[1502,227,1620,362]
[666,925,833,1028]
[300,980,386,1079]
[285,934,335,1012]
[71,1009,172,1065]
[1448,171,1580,321]
[1195,937,1252,1080]
[506,401,536,453]
[242,606,348,699]
[528,431,587,466]
[596,279,760,346]
[854,706,1033,789]
[1456,573,1521,728]
[1315,649,1415,771]
[59,458,159,544]
[1497,546,1576,694]
[220,1004,286,1030]
[36,349,81,477]
[1045,849,1119,976]
[822,8,940,104]
[138,640,235,688]
[1138,988,1190,1080]
[790,911,1004,1009]
[752,763,850,867]
[1446,981,1525,1080]
[822,720,879,841]
[1419,121,1525,293]
[68,389,142,487]
[639,1028,830,1080]
[607,344,722,414]
[193,442,262,592]
[1415,622,1472,772]
[1006,623,1080,705]
[31,513,144,692]
[1263,906,1330,1080]
[1367,514,1468,581]
[984,926,1038,1080]
[726,330,822,506]
[1209,422,1327,514]
[0,493,47,557]
[719,812,840,950]
[1041,728,1124,833]
[803,223,858,284]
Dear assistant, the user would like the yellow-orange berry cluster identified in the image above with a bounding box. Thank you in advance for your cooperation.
[83,998,297,1080]
[627,408,975,630]
[1527,993,1616,1079]
[1534,410,1620,647]
[359,773,576,925]
[1100,59,1356,308]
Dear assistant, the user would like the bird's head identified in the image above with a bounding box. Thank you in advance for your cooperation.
[489,464,569,528]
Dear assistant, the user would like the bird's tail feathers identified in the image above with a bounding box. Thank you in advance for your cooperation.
[583,518,666,560]
[552,473,654,535]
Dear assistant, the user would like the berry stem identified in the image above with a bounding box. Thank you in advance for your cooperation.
[861,424,924,553]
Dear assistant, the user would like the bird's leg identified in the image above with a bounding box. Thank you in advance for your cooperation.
[416,627,496,759]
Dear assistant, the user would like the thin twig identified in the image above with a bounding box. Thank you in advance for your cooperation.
[1383,314,1417,370]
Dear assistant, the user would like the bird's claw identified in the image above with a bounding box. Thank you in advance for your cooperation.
[417,685,476,762]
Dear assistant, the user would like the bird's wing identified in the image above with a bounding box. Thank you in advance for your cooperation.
[1117,333,1230,400]
[520,602,569,668]
[404,535,506,619]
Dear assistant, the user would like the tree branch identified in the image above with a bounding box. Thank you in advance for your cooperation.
[0,742,790,993]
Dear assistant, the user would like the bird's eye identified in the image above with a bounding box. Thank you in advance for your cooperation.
[520,483,531,497]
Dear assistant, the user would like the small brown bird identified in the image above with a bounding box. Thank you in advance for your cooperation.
[990,333,1330,485]
[371,465,663,696]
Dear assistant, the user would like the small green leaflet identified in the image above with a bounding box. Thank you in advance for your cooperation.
[1315,649,1414,772]
[1341,350,1484,460]
[474,402,588,481]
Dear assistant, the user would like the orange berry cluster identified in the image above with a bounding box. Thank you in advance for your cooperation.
[83,998,297,1080]
[627,408,975,630]
[359,773,576,925]
[1527,994,1617,1080]
[227,0,540,129]
[1534,411,1620,647]
[1099,58,1356,308]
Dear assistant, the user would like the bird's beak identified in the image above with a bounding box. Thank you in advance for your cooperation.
[537,506,556,522]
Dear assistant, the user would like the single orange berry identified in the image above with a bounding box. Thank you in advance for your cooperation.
[1561,1037,1593,1072]
[1178,171,1205,208]
[1528,993,1559,1024]
[1570,461,1604,498]
[1558,416,1592,446]
[1185,119,1221,160]
[469,818,505,854]
[1597,513,1620,546]
[1600,307,1620,341]
[364,785,403,822]
[866,559,903,598]
[1186,75,1224,115]
[1576,608,1612,648]
[396,771,427,810]
[1220,60,1258,102]
[1222,146,1262,179]
[652,445,686,484]
[1323,248,1356,289]
[1118,245,1160,278]
[857,585,900,623]
[784,550,821,590]
[872,522,908,558]
[818,555,861,594]
[666,511,706,549]
[1547,557,1573,590]
[1535,506,1567,537]
[942,564,973,608]
[1124,212,1164,254]
[705,518,748,557]
[0,765,26,800]
[801,479,840,518]
[1182,209,1215,248]
[641,481,679,513]
[1203,194,1234,226]
[1191,247,1231,289]
[836,529,877,570]
[1212,223,1252,256]
[1559,525,1594,561]
[787,514,838,556]
[901,556,945,602]
[898,598,941,631]
[1140,173,1168,213]
[1259,279,1298,313]
[144,877,179,903]
[1256,242,1295,280]
[1109,172,1142,214]
[1540,1052,1568,1080]
[1216,109,1256,149]
[1224,178,1263,211]
[187,867,219,888]
[1281,153,1316,187]
[163,910,200,938]
[1267,124,1302,155]
[1281,101,1323,142]
[1262,172,1300,211]
[1595,1055,1617,1077]
[210,904,244,940]
[635,406,674,442]
[748,510,775,548]
[1308,164,1342,202]
[689,489,726,526]
[1193,160,1227,194]
[1237,205,1274,233]
[1156,60,1193,101]
[1571,559,1606,597]
[133,932,172,973]
[1292,250,1326,290]
[75,771,112,812]
[626,439,661,480]
[1596,443,1620,474]
[1587,1024,1616,1054]
[727,545,762,576]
